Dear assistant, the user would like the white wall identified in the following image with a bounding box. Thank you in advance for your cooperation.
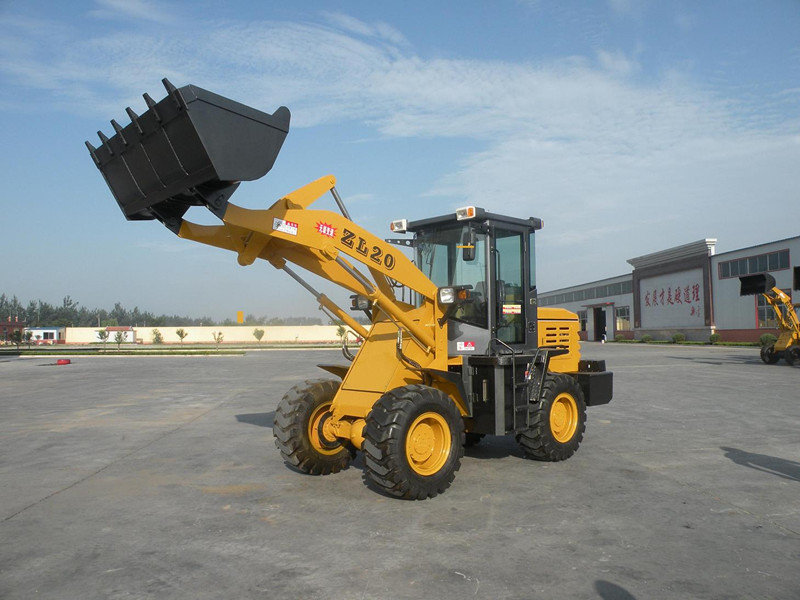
[639,268,704,329]
[65,325,355,345]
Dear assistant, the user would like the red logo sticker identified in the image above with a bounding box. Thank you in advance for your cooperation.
[316,222,336,238]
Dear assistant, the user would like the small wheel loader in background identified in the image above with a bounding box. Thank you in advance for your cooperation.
[87,79,613,499]
[740,273,800,366]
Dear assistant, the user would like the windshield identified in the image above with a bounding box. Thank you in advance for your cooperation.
[416,225,488,328]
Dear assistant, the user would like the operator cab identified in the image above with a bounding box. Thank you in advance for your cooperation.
[397,206,543,356]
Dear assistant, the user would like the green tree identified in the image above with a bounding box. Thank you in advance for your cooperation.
[9,330,22,350]
[97,329,109,352]
[152,329,163,344]
[176,328,188,344]
[114,331,126,350]
[24,330,33,349]
[253,328,265,343]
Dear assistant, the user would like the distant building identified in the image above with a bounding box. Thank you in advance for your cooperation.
[24,326,66,345]
[539,235,800,343]
[2,317,26,344]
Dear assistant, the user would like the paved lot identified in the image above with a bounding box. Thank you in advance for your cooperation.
[1,344,798,599]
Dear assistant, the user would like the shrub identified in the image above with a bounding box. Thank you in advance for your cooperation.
[672,333,686,344]
[253,328,265,342]
[641,335,653,343]
[709,333,721,344]
[152,329,163,344]
[614,334,627,342]
[212,331,224,349]
[759,333,777,347]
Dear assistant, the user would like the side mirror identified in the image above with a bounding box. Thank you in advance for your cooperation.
[461,229,477,262]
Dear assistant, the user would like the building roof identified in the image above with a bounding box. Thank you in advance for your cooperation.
[627,238,717,269]
[712,234,800,259]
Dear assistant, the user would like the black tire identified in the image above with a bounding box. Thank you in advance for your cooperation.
[761,345,781,364]
[273,378,352,475]
[516,373,586,461]
[363,385,464,500]
[785,346,799,366]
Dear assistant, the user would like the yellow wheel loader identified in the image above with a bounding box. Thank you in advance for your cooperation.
[740,274,800,366]
[87,79,613,499]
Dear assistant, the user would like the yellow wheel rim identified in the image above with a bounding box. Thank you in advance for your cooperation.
[308,403,340,456]
[405,412,451,476]
[550,393,578,443]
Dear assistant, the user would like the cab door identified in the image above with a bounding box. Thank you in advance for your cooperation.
[492,225,530,353]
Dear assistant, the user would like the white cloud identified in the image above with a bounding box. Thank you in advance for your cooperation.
[320,12,408,47]
[607,0,644,17]
[596,49,639,76]
[88,0,176,24]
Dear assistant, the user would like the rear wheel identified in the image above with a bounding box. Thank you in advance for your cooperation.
[517,373,586,461]
[760,344,781,364]
[785,346,800,366]
[273,378,352,475]
[363,385,464,499]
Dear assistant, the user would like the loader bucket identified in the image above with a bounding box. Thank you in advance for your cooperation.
[86,79,290,229]
[739,273,777,296]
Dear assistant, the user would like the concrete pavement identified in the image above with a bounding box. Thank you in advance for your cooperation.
[1,344,798,599]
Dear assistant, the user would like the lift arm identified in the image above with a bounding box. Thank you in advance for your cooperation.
[177,175,441,351]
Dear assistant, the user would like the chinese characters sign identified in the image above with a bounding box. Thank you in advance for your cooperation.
[640,269,704,327]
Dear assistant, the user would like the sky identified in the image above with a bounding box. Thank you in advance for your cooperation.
[1,0,799,321]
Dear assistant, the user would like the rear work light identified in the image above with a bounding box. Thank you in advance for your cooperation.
[455,206,476,220]
[390,219,408,233]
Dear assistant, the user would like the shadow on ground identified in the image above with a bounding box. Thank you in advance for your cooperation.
[235,411,275,428]
[721,446,800,482]
[595,580,638,599]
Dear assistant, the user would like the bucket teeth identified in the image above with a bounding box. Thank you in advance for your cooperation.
[125,107,143,134]
[97,130,113,155]
[162,77,186,109]
[85,141,100,165]
[143,92,161,121]
[111,119,127,144]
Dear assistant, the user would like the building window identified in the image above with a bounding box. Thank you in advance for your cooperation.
[615,306,631,331]
[577,310,587,332]
[757,292,790,328]
[538,279,632,307]
[43,331,54,340]
[719,249,789,279]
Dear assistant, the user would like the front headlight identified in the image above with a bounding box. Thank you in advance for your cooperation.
[438,287,456,304]
[350,294,372,311]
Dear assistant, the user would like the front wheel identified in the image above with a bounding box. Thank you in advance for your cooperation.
[363,385,464,499]
[517,373,586,461]
[273,378,352,475]
[760,344,781,364]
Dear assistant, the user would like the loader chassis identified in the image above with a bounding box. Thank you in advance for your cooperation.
[87,79,613,499]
